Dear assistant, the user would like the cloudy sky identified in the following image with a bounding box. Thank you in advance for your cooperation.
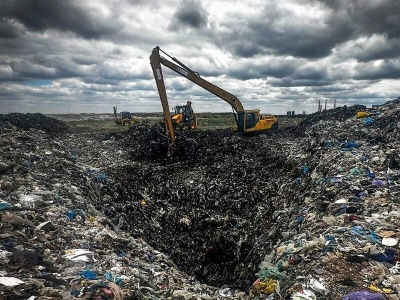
[0,0,399,115]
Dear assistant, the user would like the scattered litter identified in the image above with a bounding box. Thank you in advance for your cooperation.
[0,277,25,287]
[1,99,400,299]
[64,249,96,262]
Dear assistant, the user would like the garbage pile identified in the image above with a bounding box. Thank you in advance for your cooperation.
[250,97,400,299]
[0,113,69,134]
[0,117,248,299]
[109,97,400,299]
[110,126,298,289]
[295,104,367,130]
[1,96,400,300]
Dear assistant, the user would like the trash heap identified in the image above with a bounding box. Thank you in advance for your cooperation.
[0,113,69,134]
[109,98,400,299]
[251,98,400,299]
[0,118,248,299]
[109,126,299,290]
[1,97,400,300]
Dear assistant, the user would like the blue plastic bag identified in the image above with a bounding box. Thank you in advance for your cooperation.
[0,202,11,211]
[80,270,98,280]
[363,117,374,125]
[342,141,360,148]
[370,248,395,264]
[364,168,375,179]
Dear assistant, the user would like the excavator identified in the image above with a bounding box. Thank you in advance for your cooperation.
[172,101,198,130]
[150,46,278,145]
[113,106,135,126]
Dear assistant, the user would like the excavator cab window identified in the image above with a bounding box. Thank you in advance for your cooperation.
[121,112,132,119]
[184,107,192,120]
[174,106,192,121]
[245,112,259,129]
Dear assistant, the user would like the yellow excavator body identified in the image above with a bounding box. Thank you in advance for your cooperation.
[171,101,198,130]
[113,107,135,126]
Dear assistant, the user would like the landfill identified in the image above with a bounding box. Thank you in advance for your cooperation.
[0,97,400,299]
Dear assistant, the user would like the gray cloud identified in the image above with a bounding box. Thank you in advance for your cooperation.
[352,39,400,62]
[217,0,400,61]
[0,17,21,39]
[230,42,267,58]
[354,59,400,80]
[229,60,296,81]
[0,0,123,39]
[317,0,400,38]
[4,53,89,82]
[71,55,99,66]
[0,0,399,114]
[268,78,331,87]
[218,2,354,59]
[10,61,58,79]
[168,0,209,31]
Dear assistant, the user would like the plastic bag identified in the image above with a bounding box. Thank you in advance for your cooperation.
[342,291,385,300]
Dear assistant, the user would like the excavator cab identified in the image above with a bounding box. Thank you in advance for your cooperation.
[120,111,133,119]
[237,110,278,132]
[113,106,135,126]
[245,112,259,129]
[172,101,198,130]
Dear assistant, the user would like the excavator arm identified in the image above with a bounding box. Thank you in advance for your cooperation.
[150,46,277,145]
[150,46,245,145]
[151,46,244,113]
[150,48,176,144]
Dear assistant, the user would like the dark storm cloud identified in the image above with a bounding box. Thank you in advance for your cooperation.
[269,78,331,87]
[0,0,122,39]
[307,85,350,93]
[1,51,92,82]
[228,59,297,80]
[293,65,328,81]
[9,61,58,80]
[168,0,209,31]
[354,60,400,80]
[219,4,354,59]
[316,0,400,38]
[77,62,152,86]
[0,0,398,114]
[9,55,86,81]
[231,42,267,58]
[0,17,21,39]
[345,38,400,62]
[226,58,329,83]
[219,0,400,61]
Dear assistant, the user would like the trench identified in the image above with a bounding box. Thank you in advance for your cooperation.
[96,125,306,289]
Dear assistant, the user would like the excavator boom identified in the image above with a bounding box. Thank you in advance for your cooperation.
[150,46,277,145]
[150,48,176,144]
[151,47,244,113]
